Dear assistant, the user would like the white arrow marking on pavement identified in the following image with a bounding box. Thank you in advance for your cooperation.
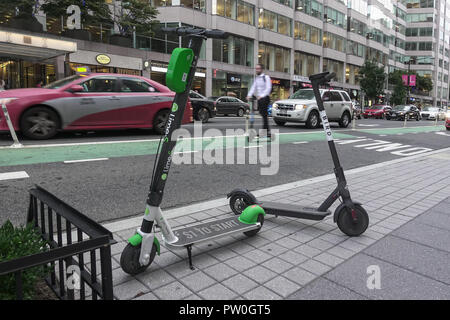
[391,147,434,156]
[64,158,109,164]
[0,171,29,181]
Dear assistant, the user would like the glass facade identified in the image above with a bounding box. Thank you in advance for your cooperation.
[215,0,255,25]
[258,43,290,73]
[212,35,254,67]
[294,22,322,45]
[405,42,433,51]
[323,59,344,83]
[346,64,360,85]
[295,0,323,19]
[406,27,433,37]
[406,13,434,22]
[406,0,435,8]
[151,0,206,12]
[294,52,320,76]
[259,9,292,36]
[325,7,346,29]
[323,32,346,52]
[347,40,366,57]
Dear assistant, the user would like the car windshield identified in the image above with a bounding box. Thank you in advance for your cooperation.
[422,107,439,112]
[393,105,408,111]
[289,89,315,100]
[371,105,384,110]
[44,75,83,89]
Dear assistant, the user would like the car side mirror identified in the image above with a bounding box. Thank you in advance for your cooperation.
[67,84,84,93]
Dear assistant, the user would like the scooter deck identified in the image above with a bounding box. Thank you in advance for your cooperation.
[261,201,331,220]
[169,216,260,247]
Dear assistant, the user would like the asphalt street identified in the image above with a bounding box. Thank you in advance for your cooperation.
[0,117,449,225]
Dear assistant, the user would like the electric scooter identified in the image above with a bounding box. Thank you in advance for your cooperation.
[120,27,265,275]
[227,72,369,237]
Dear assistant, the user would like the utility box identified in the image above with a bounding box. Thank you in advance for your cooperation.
[166,48,194,93]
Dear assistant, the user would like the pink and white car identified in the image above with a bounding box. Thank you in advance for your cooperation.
[0,73,193,139]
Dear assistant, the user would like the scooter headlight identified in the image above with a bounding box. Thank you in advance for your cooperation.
[295,104,308,110]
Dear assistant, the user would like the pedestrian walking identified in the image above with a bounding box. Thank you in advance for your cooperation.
[247,64,272,137]
[0,79,5,91]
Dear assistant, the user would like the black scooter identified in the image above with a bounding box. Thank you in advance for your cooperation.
[228,72,369,236]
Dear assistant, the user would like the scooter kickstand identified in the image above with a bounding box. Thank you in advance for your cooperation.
[186,245,195,270]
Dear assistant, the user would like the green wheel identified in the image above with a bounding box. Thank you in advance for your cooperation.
[120,243,156,275]
[336,204,369,237]
[243,214,264,237]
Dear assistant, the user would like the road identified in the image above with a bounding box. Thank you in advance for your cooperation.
[1,116,449,225]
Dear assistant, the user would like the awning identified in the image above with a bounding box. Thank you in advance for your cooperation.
[0,30,77,61]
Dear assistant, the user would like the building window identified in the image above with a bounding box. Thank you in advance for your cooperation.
[294,22,322,45]
[272,0,293,6]
[323,32,346,53]
[215,0,255,25]
[406,13,434,22]
[152,0,206,12]
[322,58,344,83]
[346,64,360,85]
[295,0,323,19]
[347,40,366,57]
[259,9,292,36]
[349,18,367,36]
[325,7,346,29]
[212,35,254,67]
[406,0,435,9]
[258,43,290,73]
[294,51,320,76]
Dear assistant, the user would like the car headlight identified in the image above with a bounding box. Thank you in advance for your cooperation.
[399,112,404,115]
[0,98,18,106]
[272,103,278,110]
[295,104,308,110]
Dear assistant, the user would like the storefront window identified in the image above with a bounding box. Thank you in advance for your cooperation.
[0,59,56,89]
[294,52,320,76]
[212,35,254,67]
[215,0,255,25]
[323,59,344,83]
[258,43,290,73]
[259,9,292,36]
[211,69,252,100]
[294,22,322,45]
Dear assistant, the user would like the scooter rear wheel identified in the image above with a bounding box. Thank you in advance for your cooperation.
[120,243,157,275]
[336,204,369,237]
[230,194,255,215]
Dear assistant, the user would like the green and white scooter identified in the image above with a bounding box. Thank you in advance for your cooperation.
[120,27,265,275]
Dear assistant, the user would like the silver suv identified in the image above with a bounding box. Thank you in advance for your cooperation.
[272,89,353,128]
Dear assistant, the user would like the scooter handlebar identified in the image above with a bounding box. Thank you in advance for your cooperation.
[161,27,229,39]
[309,72,336,84]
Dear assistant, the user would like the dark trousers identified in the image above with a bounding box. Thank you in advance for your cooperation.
[257,96,271,133]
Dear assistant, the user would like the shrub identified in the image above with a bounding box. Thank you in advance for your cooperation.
[0,220,48,300]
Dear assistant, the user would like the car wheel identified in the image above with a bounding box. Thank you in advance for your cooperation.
[416,114,420,121]
[153,109,170,135]
[237,108,245,117]
[274,119,286,126]
[306,110,320,129]
[20,106,60,140]
[196,107,210,123]
[339,111,351,128]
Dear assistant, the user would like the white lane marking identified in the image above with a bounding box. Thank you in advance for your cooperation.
[379,134,387,137]
[174,151,198,154]
[336,138,434,156]
[0,171,29,181]
[64,158,109,164]
[436,132,450,136]
[244,145,262,149]
[358,124,379,127]
[293,141,308,144]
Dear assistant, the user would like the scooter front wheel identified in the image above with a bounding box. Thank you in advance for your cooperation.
[120,243,157,275]
[230,193,255,215]
[336,204,369,237]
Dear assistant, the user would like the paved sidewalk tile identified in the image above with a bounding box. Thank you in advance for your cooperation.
[243,287,282,300]
[223,274,259,295]
[180,271,217,292]
[153,281,193,300]
[198,283,238,300]
[264,276,300,298]
[288,278,367,300]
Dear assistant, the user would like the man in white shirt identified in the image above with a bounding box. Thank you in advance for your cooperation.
[247,64,272,137]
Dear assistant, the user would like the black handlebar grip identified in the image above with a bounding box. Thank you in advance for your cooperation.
[325,72,336,82]
[204,29,229,39]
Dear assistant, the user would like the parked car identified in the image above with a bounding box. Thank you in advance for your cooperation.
[0,73,193,139]
[446,111,450,130]
[420,106,446,120]
[362,104,391,119]
[189,90,216,123]
[351,101,362,119]
[208,96,250,117]
[271,89,353,128]
[386,105,421,121]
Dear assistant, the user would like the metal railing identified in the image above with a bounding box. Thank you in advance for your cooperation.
[0,186,116,300]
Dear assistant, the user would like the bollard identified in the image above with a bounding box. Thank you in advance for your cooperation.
[1,102,23,148]
[435,115,438,126]
[352,114,356,130]
[403,114,407,128]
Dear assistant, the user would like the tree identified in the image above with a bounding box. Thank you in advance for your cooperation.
[0,0,39,18]
[40,0,111,27]
[111,0,159,37]
[358,60,386,102]
[390,83,406,105]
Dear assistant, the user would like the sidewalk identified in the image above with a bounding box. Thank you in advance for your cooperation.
[104,148,450,300]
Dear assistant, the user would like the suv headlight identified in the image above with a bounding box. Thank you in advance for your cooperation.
[295,104,308,110]
[272,103,278,110]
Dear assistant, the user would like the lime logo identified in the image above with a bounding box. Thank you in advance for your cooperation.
[172,103,178,112]
[145,208,150,216]
[161,174,167,180]
[164,137,169,143]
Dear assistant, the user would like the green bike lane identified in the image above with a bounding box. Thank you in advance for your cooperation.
[0,125,445,167]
